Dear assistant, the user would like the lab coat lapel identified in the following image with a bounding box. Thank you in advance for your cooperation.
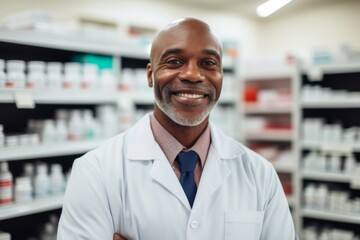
[127,114,191,210]
[194,146,230,207]
[151,147,191,210]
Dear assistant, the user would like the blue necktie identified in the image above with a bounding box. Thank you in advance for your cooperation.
[177,150,198,207]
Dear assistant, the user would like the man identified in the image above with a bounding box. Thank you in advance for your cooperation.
[58,18,296,239]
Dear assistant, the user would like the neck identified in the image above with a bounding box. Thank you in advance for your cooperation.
[153,106,208,148]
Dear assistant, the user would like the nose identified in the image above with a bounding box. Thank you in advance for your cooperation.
[178,61,204,83]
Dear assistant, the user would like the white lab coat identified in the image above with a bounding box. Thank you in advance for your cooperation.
[58,113,295,240]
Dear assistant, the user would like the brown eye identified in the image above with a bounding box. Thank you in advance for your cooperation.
[167,59,182,65]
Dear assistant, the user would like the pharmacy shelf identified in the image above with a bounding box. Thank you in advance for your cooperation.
[302,99,360,108]
[0,195,63,221]
[0,29,149,59]
[301,141,360,153]
[301,62,360,74]
[0,89,119,105]
[245,131,293,142]
[244,103,293,114]
[301,171,353,183]
[0,139,106,161]
[301,208,360,224]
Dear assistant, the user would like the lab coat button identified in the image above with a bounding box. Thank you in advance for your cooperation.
[190,220,199,229]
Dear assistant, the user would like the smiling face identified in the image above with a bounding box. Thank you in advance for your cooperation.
[147,18,223,127]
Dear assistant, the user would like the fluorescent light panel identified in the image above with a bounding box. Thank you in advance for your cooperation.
[256,0,293,17]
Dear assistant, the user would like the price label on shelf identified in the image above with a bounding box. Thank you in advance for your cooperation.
[15,91,35,109]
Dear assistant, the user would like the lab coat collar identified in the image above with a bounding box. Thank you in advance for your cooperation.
[126,113,245,161]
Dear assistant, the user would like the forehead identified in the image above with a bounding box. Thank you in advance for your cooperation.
[152,22,222,60]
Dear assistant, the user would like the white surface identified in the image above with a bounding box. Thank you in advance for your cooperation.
[0,195,63,221]
[0,139,106,161]
[302,99,360,108]
[301,208,360,224]
[302,141,360,153]
[301,171,353,183]
[0,89,119,104]
[245,131,293,141]
[0,29,148,58]
[244,103,293,114]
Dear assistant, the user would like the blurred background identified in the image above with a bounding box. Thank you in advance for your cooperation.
[0,0,359,239]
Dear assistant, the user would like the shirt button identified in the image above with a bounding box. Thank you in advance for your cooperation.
[190,220,200,229]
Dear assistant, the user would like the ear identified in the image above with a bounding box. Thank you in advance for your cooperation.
[146,63,153,88]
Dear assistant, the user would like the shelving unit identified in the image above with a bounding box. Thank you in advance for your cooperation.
[0,195,63,221]
[240,60,301,232]
[299,62,360,238]
[0,29,150,239]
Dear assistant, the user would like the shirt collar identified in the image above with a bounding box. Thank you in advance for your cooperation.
[150,113,210,167]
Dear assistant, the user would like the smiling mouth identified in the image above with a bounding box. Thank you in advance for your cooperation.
[175,93,206,98]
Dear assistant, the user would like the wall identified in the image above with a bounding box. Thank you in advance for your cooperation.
[0,0,263,59]
[259,0,360,60]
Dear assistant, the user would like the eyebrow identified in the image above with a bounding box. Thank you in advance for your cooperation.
[159,48,221,61]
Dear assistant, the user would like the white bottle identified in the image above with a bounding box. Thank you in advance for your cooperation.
[0,59,5,88]
[46,62,63,90]
[42,119,57,144]
[329,154,341,173]
[14,176,33,203]
[34,164,49,198]
[97,105,118,138]
[27,61,46,89]
[344,154,356,174]
[82,64,98,90]
[99,69,116,91]
[0,124,5,147]
[304,184,316,209]
[63,62,81,89]
[82,110,96,140]
[40,222,57,240]
[49,164,65,195]
[55,119,68,142]
[6,60,26,88]
[0,162,13,205]
[117,95,135,132]
[315,184,329,210]
[68,110,84,141]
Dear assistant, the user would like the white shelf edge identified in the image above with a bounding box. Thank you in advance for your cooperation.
[301,141,360,153]
[301,62,360,74]
[0,139,106,161]
[0,195,63,221]
[0,89,119,104]
[302,99,360,108]
[245,131,293,141]
[273,162,296,173]
[244,103,293,114]
[301,171,353,183]
[243,69,294,81]
[0,29,149,59]
[301,208,360,224]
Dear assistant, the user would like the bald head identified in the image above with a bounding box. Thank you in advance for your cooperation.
[150,18,222,64]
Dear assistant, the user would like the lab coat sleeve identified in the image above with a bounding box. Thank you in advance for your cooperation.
[260,166,296,240]
[57,155,114,239]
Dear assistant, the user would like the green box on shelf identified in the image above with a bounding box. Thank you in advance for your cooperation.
[72,54,113,69]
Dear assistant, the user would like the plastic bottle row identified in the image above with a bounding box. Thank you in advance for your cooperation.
[0,105,129,148]
[0,59,117,91]
[303,151,359,174]
[303,184,360,214]
[302,85,360,101]
[303,225,359,240]
[302,118,360,147]
[0,161,69,205]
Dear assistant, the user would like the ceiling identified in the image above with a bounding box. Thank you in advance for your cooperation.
[162,0,342,19]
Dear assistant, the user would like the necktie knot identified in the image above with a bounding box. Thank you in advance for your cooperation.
[177,151,198,173]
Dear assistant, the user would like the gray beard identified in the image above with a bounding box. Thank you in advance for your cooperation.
[154,94,216,127]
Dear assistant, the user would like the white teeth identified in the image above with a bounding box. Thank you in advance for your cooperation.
[176,93,204,98]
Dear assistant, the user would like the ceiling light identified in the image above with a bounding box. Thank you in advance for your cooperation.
[256,0,293,17]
